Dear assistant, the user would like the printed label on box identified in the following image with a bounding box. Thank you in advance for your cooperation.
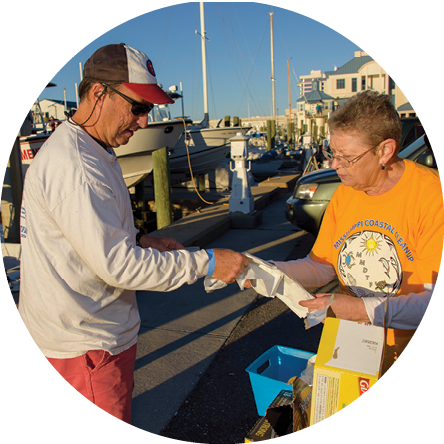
[313,371,340,423]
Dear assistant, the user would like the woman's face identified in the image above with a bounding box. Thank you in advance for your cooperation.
[330,130,381,192]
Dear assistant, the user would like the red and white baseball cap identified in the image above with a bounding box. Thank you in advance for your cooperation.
[83,43,174,105]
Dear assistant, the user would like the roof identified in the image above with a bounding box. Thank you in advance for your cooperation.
[41,98,78,109]
[297,88,334,103]
[397,102,414,111]
[325,55,374,77]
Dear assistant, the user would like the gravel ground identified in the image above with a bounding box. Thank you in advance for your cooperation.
[159,232,340,444]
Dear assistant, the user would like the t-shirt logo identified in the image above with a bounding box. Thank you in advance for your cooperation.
[337,230,402,298]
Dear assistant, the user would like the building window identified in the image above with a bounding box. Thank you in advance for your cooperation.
[337,79,345,89]
[362,77,366,90]
[352,78,357,92]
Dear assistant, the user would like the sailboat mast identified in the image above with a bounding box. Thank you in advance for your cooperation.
[269,12,275,119]
[288,60,291,124]
[200,2,209,122]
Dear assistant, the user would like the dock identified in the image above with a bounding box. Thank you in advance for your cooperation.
[4,165,338,442]
[129,171,338,440]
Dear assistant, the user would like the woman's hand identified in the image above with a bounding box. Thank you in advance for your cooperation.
[299,293,370,323]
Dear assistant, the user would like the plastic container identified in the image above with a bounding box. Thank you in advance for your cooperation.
[246,345,315,416]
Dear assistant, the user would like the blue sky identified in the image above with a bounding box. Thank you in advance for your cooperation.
[38,2,360,122]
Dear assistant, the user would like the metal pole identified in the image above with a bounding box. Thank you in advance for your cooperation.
[63,88,67,113]
[180,81,185,117]
[79,62,83,81]
[288,60,292,124]
[200,2,209,122]
[269,12,275,119]
[75,83,79,109]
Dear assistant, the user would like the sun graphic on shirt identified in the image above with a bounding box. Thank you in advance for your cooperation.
[360,233,382,256]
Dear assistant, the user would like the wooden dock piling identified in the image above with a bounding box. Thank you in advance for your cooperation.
[152,146,173,229]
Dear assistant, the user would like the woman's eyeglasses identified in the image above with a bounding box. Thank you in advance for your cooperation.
[102,83,155,116]
[323,143,380,168]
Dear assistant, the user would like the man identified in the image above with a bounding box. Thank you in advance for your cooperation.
[19,43,248,423]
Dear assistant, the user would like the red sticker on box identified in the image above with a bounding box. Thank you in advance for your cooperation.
[358,378,370,396]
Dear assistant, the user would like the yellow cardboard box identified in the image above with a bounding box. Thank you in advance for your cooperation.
[310,318,385,425]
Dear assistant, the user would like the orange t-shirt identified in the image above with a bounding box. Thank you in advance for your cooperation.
[310,160,444,298]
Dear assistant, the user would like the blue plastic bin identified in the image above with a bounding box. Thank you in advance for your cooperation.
[246,345,315,416]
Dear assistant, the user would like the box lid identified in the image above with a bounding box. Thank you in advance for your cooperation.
[316,318,385,378]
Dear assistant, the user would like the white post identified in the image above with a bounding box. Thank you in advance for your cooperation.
[75,83,79,109]
[180,81,185,117]
[229,133,254,214]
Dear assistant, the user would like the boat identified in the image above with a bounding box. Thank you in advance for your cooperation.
[114,117,189,188]
[169,125,250,177]
[19,107,189,188]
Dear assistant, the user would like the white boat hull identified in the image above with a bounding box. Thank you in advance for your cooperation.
[169,126,251,176]
[116,119,186,188]
[19,119,187,189]
[20,133,51,176]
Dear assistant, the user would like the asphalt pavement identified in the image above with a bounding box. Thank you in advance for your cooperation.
[3,164,339,443]
[131,179,340,443]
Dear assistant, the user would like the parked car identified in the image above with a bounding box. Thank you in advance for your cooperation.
[285,135,437,236]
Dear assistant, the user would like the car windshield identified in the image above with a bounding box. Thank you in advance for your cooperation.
[398,136,429,161]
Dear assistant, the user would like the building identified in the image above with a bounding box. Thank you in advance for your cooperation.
[323,51,394,106]
[32,98,78,122]
[286,50,417,145]
[298,70,327,96]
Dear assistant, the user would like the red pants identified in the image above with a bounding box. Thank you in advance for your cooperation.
[47,344,137,423]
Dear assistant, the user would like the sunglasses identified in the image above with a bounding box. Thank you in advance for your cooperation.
[102,83,155,116]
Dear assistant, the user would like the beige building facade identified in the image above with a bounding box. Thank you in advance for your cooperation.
[213,50,416,144]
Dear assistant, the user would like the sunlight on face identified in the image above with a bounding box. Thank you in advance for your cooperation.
[330,131,380,191]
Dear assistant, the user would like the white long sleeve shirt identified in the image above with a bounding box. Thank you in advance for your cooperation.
[19,121,209,358]
[273,256,433,329]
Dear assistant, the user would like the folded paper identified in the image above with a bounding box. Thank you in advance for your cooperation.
[204,253,332,327]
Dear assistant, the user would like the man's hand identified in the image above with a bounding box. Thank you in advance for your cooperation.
[139,235,184,252]
[212,249,249,284]
[299,293,370,323]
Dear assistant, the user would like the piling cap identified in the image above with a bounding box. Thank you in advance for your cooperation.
[229,133,249,142]
[83,43,174,105]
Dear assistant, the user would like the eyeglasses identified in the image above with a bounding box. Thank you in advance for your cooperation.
[102,83,155,116]
[323,143,380,168]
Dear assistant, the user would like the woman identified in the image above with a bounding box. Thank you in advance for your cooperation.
[260,91,443,329]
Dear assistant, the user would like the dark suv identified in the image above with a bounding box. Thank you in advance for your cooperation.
[285,135,437,236]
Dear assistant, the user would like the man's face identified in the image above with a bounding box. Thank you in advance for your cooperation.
[97,84,151,148]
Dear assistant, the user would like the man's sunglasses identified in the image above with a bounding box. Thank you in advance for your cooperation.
[102,83,155,116]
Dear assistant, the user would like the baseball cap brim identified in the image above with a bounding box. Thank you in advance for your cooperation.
[123,82,174,105]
